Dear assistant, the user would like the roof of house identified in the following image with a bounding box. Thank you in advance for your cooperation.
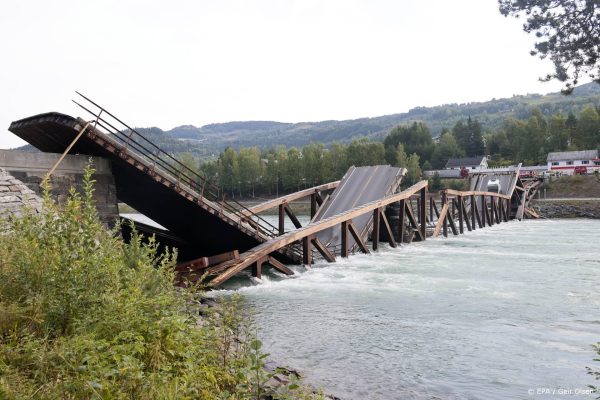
[547,150,599,162]
[445,156,486,169]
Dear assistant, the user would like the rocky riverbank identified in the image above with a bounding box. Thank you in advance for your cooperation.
[531,199,600,219]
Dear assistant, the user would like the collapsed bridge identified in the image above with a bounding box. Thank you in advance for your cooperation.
[8,93,542,287]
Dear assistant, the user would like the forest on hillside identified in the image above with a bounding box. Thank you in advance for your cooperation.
[128,82,600,159]
[188,105,600,198]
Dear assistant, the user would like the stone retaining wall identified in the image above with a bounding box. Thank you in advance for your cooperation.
[0,168,43,219]
[0,150,118,225]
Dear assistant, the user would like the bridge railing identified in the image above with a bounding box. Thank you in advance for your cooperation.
[72,92,284,241]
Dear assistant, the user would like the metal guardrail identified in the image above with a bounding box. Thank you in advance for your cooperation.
[72,92,284,241]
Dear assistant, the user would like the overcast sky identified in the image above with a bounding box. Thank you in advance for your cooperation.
[0,0,568,149]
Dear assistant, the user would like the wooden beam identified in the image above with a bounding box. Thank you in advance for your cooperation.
[175,256,209,272]
[372,208,381,250]
[302,236,312,266]
[420,187,427,241]
[208,180,427,286]
[284,204,302,229]
[278,204,285,235]
[253,257,264,278]
[341,220,349,257]
[431,197,440,218]
[472,196,483,228]
[442,192,448,237]
[348,221,370,254]
[461,198,472,231]
[405,201,424,241]
[432,203,449,237]
[380,210,397,248]
[242,181,340,216]
[447,210,459,235]
[470,195,476,230]
[456,197,464,234]
[399,199,405,244]
[481,195,487,227]
[489,196,494,226]
[266,256,294,275]
[207,250,240,266]
[312,237,336,262]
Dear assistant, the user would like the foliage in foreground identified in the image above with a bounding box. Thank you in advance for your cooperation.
[0,167,321,399]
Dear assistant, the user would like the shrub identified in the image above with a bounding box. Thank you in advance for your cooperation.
[0,166,320,399]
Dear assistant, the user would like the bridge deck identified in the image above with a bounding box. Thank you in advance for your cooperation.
[312,165,404,254]
[9,111,298,263]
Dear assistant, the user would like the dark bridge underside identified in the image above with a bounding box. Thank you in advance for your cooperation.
[9,112,264,261]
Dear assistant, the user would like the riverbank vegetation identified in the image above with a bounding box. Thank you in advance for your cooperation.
[0,167,322,399]
[192,105,599,198]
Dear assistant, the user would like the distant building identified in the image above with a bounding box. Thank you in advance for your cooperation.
[547,150,600,174]
[444,156,488,172]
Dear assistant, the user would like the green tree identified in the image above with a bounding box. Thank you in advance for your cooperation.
[405,153,422,186]
[452,117,485,157]
[219,147,238,197]
[547,114,568,151]
[431,132,465,169]
[384,122,434,164]
[237,147,262,197]
[346,138,386,167]
[302,143,326,187]
[576,106,600,149]
[499,0,600,92]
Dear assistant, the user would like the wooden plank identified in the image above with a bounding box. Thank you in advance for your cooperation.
[432,203,449,237]
[207,250,240,266]
[380,210,397,248]
[242,181,340,215]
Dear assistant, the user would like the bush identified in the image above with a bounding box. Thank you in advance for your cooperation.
[0,166,320,399]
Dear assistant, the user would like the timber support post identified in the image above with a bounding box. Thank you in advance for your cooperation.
[470,194,476,230]
[442,191,448,238]
[302,236,312,266]
[372,208,381,250]
[310,192,318,218]
[399,199,406,244]
[420,187,426,241]
[278,204,285,235]
[341,220,349,257]
[457,196,464,234]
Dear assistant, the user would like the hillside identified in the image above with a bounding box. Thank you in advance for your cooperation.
[16,82,600,158]
[148,82,600,157]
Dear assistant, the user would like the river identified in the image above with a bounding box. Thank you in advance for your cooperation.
[221,219,600,399]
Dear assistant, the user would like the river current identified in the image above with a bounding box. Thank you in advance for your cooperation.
[220,219,600,399]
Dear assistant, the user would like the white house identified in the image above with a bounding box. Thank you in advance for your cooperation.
[546,150,600,174]
[444,156,488,172]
